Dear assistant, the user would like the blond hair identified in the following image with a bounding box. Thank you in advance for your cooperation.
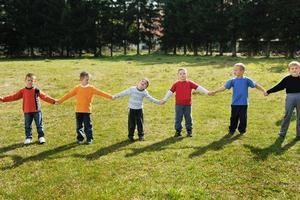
[178,68,187,73]
[234,63,246,71]
[288,61,300,68]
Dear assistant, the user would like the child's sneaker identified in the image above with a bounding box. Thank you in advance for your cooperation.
[24,138,32,145]
[174,132,182,137]
[295,136,300,141]
[87,139,93,145]
[77,139,84,144]
[128,137,135,142]
[187,131,192,137]
[138,136,145,141]
[38,137,46,144]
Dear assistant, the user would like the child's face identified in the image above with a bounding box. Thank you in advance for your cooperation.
[178,69,187,81]
[25,76,36,88]
[288,65,300,77]
[233,66,244,77]
[80,76,89,86]
[137,79,148,90]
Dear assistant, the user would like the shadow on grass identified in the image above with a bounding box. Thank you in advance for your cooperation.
[275,112,296,126]
[189,134,242,158]
[244,137,298,161]
[74,140,132,160]
[125,136,184,157]
[1,142,78,170]
[0,143,24,154]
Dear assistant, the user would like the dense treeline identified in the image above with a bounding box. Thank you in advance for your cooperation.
[1,0,300,58]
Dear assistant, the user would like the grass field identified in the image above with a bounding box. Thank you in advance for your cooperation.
[0,55,299,200]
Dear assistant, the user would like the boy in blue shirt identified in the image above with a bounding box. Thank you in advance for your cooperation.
[212,63,266,135]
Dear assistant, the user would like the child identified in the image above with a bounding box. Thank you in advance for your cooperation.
[212,63,266,135]
[58,71,112,144]
[161,68,211,137]
[266,61,300,140]
[0,73,56,144]
[113,78,161,142]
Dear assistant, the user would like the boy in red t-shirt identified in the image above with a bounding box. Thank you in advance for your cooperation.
[161,68,212,137]
[0,73,56,145]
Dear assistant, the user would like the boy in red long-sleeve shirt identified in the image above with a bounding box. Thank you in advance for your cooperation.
[0,73,56,144]
[161,68,212,137]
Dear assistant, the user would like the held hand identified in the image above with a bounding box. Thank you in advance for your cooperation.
[54,100,60,105]
[159,100,166,105]
[264,92,269,96]
[208,91,216,96]
[0,97,3,102]
[112,96,116,100]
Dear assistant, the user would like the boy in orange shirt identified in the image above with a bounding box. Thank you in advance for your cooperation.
[0,73,56,145]
[58,71,112,144]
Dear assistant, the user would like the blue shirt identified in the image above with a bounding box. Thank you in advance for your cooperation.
[224,77,256,105]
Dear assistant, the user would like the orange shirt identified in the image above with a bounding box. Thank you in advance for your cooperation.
[2,87,55,113]
[58,84,112,113]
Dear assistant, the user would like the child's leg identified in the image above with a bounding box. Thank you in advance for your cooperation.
[238,106,248,133]
[33,111,44,138]
[128,109,136,139]
[24,113,34,139]
[175,105,184,133]
[136,109,144,138]
[83,113,93,141]
[183,105,192,134]
[229,105,239,133]
[280,94,296,137]
[75,113,85,141]
[295,94,300,137]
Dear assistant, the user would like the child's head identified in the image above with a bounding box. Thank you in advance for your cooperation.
[80,71,90,86]
[288,61,300,77]
[178,68,187,81]
[233,63,245,77]
[137,78,149,90]
[25,73,36,88]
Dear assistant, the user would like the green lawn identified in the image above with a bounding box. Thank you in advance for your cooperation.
[0,55,299,199]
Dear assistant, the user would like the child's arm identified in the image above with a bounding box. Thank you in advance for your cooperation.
[255,83,267,95]
[145,91,160,105]
[161,90,174,104]
[58,87,77,104]
[93,87,112,100]
[0,97,3,102]
[213,86,227,94]
[266,77,287,95]
[196,85,209,95]
[39,91,56,104]
[2,90,23,102]
[112,88,131,100]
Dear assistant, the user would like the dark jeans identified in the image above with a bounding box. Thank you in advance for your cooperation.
[76,112,93,141]
[175,105,192,133]
[128,109,144,138]
[229,105,248,133]
[24,111,44,139]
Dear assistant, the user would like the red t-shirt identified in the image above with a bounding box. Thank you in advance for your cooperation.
[170,80,198,105]
[3,87,55,113]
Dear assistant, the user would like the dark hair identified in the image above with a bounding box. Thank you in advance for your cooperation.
[80,71,90,80]
[25,73,36,80]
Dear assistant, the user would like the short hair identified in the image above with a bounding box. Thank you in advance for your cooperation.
[25,73,36,80]
[80,71,90,80]
[141,78,150,88]
[288,61,300,68]
[178,68,187,73]
[234,63,246,71]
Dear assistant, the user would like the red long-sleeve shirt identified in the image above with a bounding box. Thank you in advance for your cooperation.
[2,87,55,113]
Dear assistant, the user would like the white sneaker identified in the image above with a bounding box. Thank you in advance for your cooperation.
[38,137,46,144]
[24,138,32,145]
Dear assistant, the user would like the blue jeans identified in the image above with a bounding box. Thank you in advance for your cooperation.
[76,113,93,141]
[175,105,192,132]
[24,111,44,139]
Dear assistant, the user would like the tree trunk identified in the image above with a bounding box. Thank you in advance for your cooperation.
[265,40,270,58]
[219,42,224,56]
[173,45,177,55]
[123,40,127,55]
[110,43,113,57]
[209,42,213,56]
[183,44,187,55]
